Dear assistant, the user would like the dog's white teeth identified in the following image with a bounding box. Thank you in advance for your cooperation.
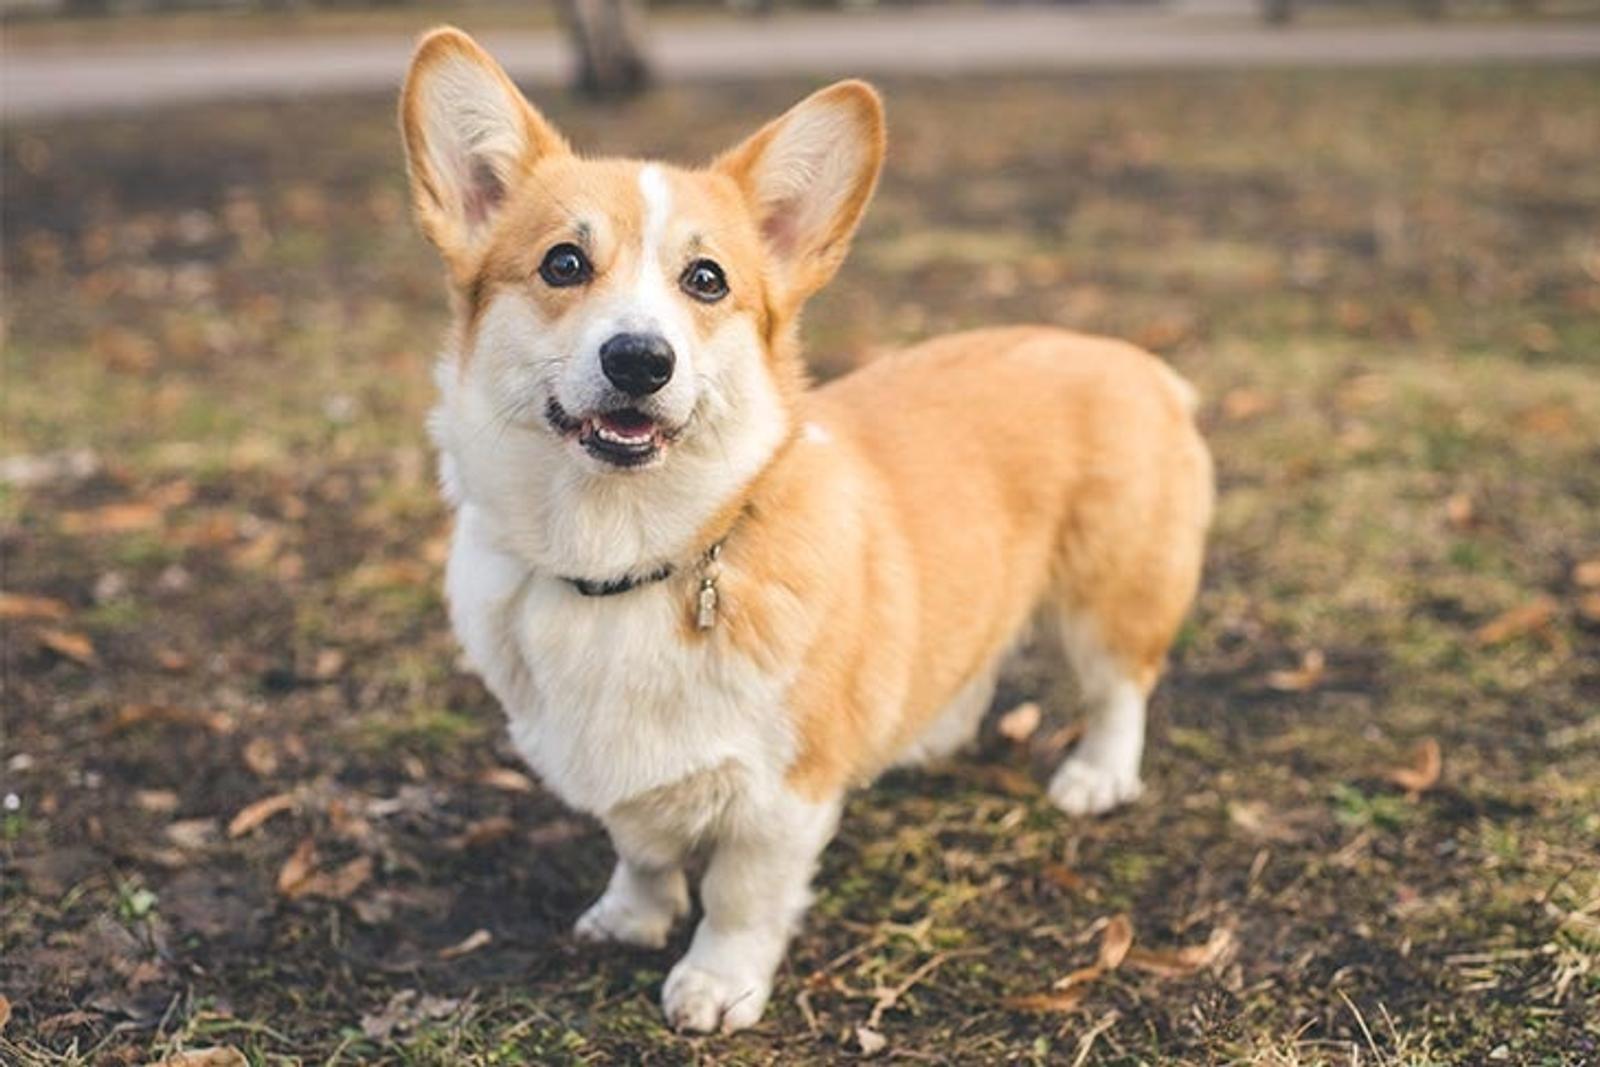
[595,427,652,445]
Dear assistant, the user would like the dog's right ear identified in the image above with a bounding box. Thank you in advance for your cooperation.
[400,27,568,274]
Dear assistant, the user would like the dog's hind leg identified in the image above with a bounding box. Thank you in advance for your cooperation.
[1047,614,1152,816]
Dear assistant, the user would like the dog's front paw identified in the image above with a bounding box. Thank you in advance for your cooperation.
[1048,757,1143,816]
[574,898,673,949]
[662,958,772,1033]
[574,872,688,949]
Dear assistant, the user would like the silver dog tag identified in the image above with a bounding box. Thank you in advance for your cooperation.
[696,577,719,630]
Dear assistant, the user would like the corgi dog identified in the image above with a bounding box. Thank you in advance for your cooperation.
[402,28,1212,1033]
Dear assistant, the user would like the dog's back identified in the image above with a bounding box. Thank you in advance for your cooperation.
[789,325,1212,799]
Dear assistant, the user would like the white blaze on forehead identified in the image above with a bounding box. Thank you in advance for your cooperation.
[639,164,672,267]
[613,162,693,382]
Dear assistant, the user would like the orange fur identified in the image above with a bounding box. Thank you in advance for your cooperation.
[712,328,1212,796]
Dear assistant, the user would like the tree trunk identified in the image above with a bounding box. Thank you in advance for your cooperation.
[560,0,652,99]
[1263,0,1295,24]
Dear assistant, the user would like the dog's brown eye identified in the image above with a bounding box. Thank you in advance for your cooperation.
[681,259,728,303]
[539,243,592,288]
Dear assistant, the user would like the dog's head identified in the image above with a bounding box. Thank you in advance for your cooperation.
[403,29,883,530]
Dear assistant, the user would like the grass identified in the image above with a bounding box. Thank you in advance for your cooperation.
[3,66,1599,1064]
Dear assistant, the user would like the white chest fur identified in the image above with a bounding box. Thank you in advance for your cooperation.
[445,504,795,817]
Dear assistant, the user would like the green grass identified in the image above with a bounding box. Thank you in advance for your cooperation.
[3,66,1598,1065]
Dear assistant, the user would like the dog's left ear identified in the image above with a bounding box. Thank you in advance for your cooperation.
[715,80,885,309]
[400,27,568,275]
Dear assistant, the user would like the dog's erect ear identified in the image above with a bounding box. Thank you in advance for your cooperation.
[400,27,568,271]
[715,80,885,308]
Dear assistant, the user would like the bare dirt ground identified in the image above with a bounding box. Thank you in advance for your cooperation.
[3,68,1598,1064]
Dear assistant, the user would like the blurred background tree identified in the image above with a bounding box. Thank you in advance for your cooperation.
[559,0,651,96]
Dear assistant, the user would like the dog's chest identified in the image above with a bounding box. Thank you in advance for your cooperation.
[446,506,793,816]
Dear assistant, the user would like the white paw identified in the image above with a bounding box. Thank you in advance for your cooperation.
[661,959,772,1033]
[573,884,686,949]
[1048,758,1144,816]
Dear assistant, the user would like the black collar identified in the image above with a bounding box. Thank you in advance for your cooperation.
[565,562,676,598]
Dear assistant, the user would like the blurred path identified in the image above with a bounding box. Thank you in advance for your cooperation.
[6,9,1600,119]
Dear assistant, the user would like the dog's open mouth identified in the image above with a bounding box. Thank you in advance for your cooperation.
[546,398,669,469]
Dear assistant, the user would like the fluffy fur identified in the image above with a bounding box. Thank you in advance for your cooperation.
[403,27,1213,1033]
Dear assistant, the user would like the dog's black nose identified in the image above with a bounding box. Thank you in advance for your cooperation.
[600,332,675,397]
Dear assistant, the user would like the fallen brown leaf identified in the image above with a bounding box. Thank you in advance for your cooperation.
[146,1047,248,1067]
[1131,315,1190,351]
[165,818,218,851]
[1228,801,1311,844]
[1574,559,1600,589]
[1384,738,1442,796]
[478,766,535,793]
[276,839,318,898]
[59,502,163,536]
[134,790,180,814]
[110,704,230,734]
[0,592,70,621]
[1047,914,1135,994]
[241,736,280,777]
[437,928,493,960]
[227,793,296,838]
[295,855,374,902]
[0,993,10,1034]
[39,628,96,665]
[1266,649,1325,693]
[327,797,374,842]
[1444,492,1475,530]
[1098,914,1134,971]
[1051,964,1105,992]
[1004,988,1087,1014]
[446,816,517,851]
[1125,926,1237,978]
[996,701,1042,743]
[1041,864,1086,893]
[1474,596,1558,645]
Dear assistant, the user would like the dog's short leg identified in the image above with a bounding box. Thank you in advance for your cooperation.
[662,794,840,1033]
[574,858,689,949]
[1049,616,1150,816]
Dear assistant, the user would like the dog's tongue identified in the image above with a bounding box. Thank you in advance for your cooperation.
[597,409,655,436]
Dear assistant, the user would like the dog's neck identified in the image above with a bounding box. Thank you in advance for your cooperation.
[434,376,793,586]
